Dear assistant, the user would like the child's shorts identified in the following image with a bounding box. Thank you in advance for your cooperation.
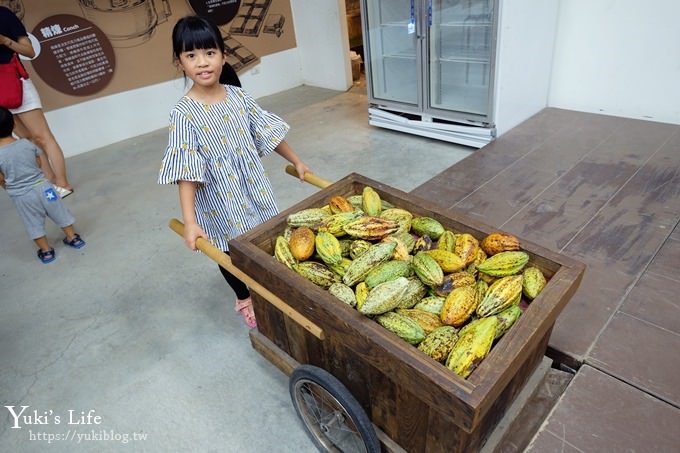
[11,181,75,240]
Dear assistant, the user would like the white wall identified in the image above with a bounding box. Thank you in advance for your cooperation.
[45,0,352,158]
[549,0,680,124]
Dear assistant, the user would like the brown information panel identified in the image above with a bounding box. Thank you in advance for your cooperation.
[30,14,115,96]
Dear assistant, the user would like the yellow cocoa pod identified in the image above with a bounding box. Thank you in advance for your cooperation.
[380,208,413,234]
[437,230,457,252]
[362,186,382,216]
[355,282,369,311]
[440,285,478,327]
[423,249,466,273]
[418,326,459,363]
[477,275,523,317]
[454,233,480,266]
[433,271,476,297]
[396,308,443,334]
[476,251,529,277]
[315,231,343,266]
[381,235,411,261]
[274,236,297,270]
[343,216,399,241]
[522,266,547,300]
[289,227,315,261]
[446,317,498,379]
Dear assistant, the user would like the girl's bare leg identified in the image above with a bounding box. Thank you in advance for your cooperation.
[14,110,72,190]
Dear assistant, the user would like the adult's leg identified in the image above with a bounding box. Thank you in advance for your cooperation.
[14,109,72,190]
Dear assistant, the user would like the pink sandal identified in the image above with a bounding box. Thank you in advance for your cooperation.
[234,297,257,328]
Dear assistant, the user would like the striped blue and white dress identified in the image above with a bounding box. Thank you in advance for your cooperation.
[158,85,289,251]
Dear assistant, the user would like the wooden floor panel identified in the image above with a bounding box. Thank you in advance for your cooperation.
[412,108,680,363]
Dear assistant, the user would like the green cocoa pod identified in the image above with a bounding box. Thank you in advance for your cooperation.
[375,311,427,345]
[476,251,529,277]
[437,230,457,253]
[365,260,413,290]
[412,252,444,287]
[349,239,372,260]
[411,217,445,240]
[446,317,498,379]
[413,296,446,316]
[522,266,547,300]
[359,277,410,316]
[395,277,428,309]
[328,282,357,307]
[294,261,339,289]
[494,305,522,340]
[343,241,397,287]
[287,208,330,229]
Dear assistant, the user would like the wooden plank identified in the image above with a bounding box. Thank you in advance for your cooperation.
[249,328,298,376]
[393,388,430,453]
[501,118,678,252]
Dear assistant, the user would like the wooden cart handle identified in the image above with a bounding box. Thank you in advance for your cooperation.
[168,218,325,340]
[285,164,332,189]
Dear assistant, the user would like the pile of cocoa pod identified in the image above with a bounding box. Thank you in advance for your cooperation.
[273,186,547,379]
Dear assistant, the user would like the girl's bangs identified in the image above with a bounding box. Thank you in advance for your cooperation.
[180,26,221,52]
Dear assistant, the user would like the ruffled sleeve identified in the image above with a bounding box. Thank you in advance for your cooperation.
[240,88,290,158]
[158,107,207,185]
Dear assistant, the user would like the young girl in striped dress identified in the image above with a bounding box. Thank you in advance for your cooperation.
[158,15,309,328]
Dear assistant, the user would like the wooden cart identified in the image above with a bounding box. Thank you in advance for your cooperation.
[170,168,585,452]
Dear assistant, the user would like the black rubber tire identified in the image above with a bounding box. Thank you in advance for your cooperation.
[289,364,381,453]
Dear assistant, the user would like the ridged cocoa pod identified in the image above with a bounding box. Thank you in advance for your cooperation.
[437,230,457,252]
[380,208,413,234]
[328,195,354,214]
[476,251,529,277]
[522,266,547,300]
[396,308,443,334]
[328,282,357,307]
[478,272,497,286]
[294,261,339,288]
[440,285,478,327]
[364,260,413,290]
[355,282,369,311]
[395,277,428,309]
[349,239,372,260]
[343,216,399,240]
[283,226,294,241]
[318,211,364,237]
[418,326,459,363]
[414,296,446,316]
[446,317,498,379]
[315,231,343,266]
[328,257,352,278]
[454,233,480,266]
[475,279,489,304]
[360,277,410,316]
[287,208,329,229]
[274,236,297,270]
[494,305,522,340]
[338,239,352,257]
[433,272,476,297]
[342,241,397,287]
[375,311,427,345]
[362,186,382,216]
[423,249,466,273]
[480,232,521,256]
[412,252,444,287]
[477,275,523,317]
[289,227,315,261]
[411,217,445,240]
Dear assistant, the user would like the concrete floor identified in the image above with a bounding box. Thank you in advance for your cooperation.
[0,83,472,452]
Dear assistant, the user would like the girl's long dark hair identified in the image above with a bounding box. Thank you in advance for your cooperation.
[171,15,241,87]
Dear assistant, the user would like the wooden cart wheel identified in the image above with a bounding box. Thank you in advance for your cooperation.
[289,365,380,453]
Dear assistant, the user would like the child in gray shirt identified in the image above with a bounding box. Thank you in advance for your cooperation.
[0,107,85,264]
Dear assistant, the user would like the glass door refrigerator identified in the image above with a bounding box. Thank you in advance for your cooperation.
[361,0,558,148]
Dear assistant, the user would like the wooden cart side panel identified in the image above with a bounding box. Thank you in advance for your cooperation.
[425,410,470,452]
[394,387,430,453]
[368,364,398,439]
[252,292,290,354]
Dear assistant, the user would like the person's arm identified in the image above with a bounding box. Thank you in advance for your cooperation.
[178,180,207,250]
[274,140,309,182]
[0,35,35,59]
[0,170,5,189]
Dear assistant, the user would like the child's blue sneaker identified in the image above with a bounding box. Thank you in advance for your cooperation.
[38,248,56,264]
[63,234,86,249]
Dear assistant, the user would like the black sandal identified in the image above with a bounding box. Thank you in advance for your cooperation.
[38,248,56,264]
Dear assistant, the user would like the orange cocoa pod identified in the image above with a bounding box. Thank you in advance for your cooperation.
[328,195,354,214]
[289,227,316,261]
[480,232,520,256]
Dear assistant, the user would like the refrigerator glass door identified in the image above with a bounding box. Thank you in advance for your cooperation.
[365,0,419,106]
[428,0,494,116]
